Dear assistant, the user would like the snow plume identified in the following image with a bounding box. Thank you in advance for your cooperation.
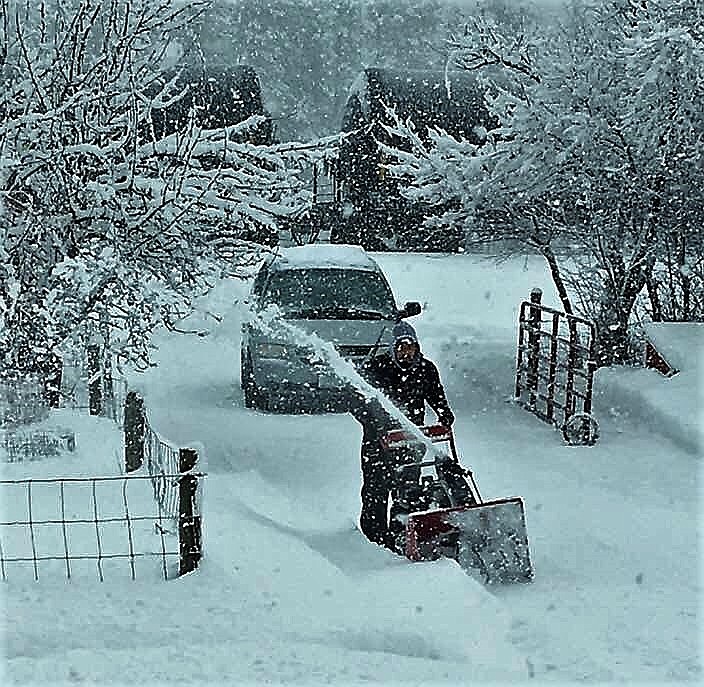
[245,304,449,459]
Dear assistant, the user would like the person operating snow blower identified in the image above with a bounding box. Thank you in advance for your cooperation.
[349,321,455,552]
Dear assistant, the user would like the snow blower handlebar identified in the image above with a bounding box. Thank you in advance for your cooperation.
[379,423,456,454]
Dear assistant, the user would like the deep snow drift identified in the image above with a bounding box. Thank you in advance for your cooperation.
[2,252,701,685]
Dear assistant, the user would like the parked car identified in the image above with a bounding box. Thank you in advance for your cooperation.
[241,244,421,412]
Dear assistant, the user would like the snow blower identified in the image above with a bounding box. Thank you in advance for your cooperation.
[380,424,534,584]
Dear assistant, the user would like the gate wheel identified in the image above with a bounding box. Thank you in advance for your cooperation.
[562,412,599,446]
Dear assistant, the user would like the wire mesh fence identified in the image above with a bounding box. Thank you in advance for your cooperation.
[1,427,76,463]
[1,382,204,581]
[143,417,181,522]
[138,406,204,575]
[0,372,77,464]
[0,474,185,581]
[0,373,50,427]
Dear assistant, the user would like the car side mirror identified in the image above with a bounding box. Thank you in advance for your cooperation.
[398,301,421,319]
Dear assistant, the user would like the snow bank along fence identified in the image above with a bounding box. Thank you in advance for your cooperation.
[514,288,600,445]
[124,390,204,577]
[0,391,204,582]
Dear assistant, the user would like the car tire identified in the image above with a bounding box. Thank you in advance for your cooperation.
[241,349,260,409]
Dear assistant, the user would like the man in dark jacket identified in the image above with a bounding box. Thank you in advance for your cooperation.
[350,321,455,551]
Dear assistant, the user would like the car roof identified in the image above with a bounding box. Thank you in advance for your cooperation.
[268,244,380,272]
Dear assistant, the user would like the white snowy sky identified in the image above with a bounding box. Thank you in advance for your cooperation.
[2,251,701,685]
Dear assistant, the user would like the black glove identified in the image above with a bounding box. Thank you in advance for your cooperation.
[439,410,455,428]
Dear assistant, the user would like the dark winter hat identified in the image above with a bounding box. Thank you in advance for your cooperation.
[391,321,418,344]
[390,321,420,368]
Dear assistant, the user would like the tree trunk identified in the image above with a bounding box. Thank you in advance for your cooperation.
[540,244,574,315]
[88,344,102,416]
[677,232,691,320]
[43,353,63,408]
[594,272,649,367]
[594,318,630,367]
[645,272,663,322]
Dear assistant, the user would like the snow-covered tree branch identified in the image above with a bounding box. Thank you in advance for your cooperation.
[0,0,322,383]
[381,0,704,365]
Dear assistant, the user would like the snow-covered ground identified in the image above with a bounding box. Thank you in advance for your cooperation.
[2,252,701,686]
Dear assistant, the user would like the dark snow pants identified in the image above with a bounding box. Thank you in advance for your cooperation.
[359,439,393,547]
[359,438,424,550]
[347,387,420,550]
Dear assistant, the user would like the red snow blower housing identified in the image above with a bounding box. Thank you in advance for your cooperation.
[380,424,534,584]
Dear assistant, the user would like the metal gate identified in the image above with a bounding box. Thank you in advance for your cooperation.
[515,288,599,445]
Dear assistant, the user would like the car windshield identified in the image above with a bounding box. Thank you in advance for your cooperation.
[262,268,396,319]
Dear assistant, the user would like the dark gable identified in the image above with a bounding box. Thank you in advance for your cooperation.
[333,68,492,253]
[148,64,273,144]
[343,67,490,144]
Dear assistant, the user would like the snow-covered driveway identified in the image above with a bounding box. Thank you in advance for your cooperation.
[132,253,701,683]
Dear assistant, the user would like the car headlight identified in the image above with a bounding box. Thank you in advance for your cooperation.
[256,343,290,359]
[256,343,312,362]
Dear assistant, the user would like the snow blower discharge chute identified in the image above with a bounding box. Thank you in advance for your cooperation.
[380,424,534,584]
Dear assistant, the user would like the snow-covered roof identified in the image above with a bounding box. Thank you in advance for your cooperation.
[643,321,703,373]
[147,64,273,144]
[271,244,379,271]
[342,67,490,143]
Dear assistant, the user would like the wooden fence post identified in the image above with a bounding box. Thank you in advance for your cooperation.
[546,313,560,422]
[178,447,202,576]
[526,288,543,408]
[583,322,598,418]
[124,391,145,472]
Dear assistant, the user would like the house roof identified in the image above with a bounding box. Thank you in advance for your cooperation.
[643,322,704,374]
[342,67,490,142]
[147,64,271,141]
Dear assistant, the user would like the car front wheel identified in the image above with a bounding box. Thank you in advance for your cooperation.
[241,349,260,409]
